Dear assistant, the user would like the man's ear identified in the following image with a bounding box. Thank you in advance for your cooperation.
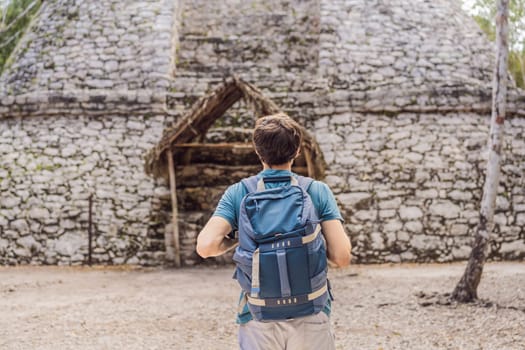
[254,148,266,166]
[254,148,262,160]
[294,147,301,159]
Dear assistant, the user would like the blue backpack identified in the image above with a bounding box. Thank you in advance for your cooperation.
[232,175,330,321]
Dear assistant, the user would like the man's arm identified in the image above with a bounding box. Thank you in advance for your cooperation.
[321,219,351,267]
[196,216,238,258]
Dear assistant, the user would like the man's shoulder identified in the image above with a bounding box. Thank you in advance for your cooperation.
[305,178,331,195]
[225,180,250,198]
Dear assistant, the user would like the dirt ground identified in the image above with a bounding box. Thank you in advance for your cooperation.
[1,262,524,350]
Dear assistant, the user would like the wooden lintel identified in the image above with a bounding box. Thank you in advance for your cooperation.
[171,142,259,166]
[173,142,254,150]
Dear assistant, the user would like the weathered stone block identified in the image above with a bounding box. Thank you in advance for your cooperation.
[429,201,460,219]
[400,251,415,261]
[354,210,377,221]
[10,219,29,234]
[499,240,525,256]
[397,231,410,242]
[410,235,442,251]
[55,233,86,257]
[451,245,471,260]
[450,224,469,236]
[337,192,372,208]
[496,196,510,211]
[28,207,50,220]
[17,235,41,252]
[379,197,402,210]
[416,189,438,199]
[494,213,507,226]
[384,220,403,232]
[515,213,525,226]
[399,206,423,220]
[1,196,21,208]
[0,238,9,253]
[379,209,396,218]
[14,247,31,258]
[370,232,385,250]
[404,152,423,163]
[404,220,423,233]
[448,190,472,202]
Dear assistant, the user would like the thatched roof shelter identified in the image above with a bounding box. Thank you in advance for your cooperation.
[145,76,326,180]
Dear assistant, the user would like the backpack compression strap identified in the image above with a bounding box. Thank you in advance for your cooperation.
[247,282,328,307]
[258,224,322,252]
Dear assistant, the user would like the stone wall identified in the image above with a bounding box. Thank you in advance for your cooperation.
[0,0,179,265]
[1,0,524,266]
[316,112,525,262]
[0,114,170,265]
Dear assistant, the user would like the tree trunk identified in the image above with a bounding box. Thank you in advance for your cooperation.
[451,0,509,303]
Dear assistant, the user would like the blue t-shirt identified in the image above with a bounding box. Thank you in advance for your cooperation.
[213,169,343,324]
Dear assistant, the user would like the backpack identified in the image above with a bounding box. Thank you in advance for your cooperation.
[232,175,330,321]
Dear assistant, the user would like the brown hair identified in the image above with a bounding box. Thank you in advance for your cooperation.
[253,113,303,166]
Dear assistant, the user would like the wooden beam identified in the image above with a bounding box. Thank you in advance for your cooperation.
[174,142,254,150]
[167,149,181,267]
[172,143,260,165]
[175,164,261,187]
[163,83,243,148]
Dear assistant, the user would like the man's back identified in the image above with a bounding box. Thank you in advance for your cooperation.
[196,113,351,350]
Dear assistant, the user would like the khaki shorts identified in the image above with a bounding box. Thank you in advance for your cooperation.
[238,312,335,350]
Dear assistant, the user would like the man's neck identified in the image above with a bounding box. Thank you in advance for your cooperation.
[262,162,293,171]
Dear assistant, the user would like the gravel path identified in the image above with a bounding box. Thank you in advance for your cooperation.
[1,262,524,350]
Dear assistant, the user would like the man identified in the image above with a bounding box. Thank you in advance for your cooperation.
[196,113,351,350]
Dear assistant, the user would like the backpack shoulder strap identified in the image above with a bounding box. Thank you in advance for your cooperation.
[243,175,310,192]
[241,175,259,193]
[296,175,314,192]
